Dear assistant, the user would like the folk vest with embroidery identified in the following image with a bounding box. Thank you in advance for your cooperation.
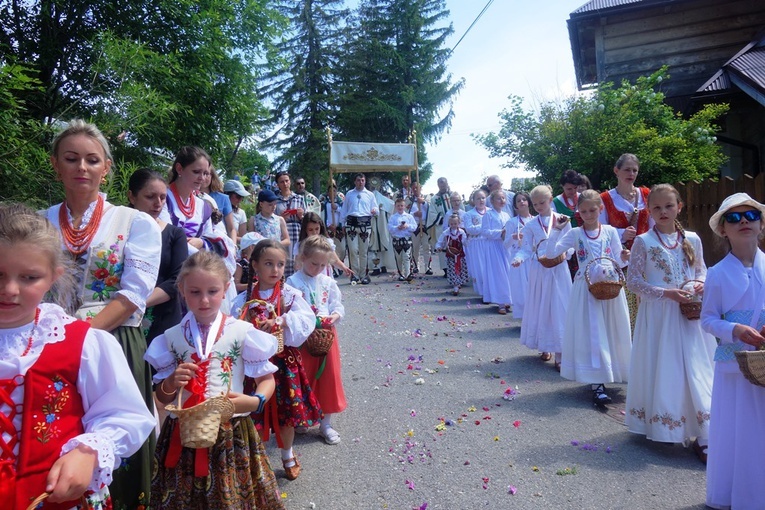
[638,231,692,290]
[600,187,650,249]
[76,206,143,327]
[3,320,89,510]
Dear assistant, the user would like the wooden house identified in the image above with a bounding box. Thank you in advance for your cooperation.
[568,0,765,177]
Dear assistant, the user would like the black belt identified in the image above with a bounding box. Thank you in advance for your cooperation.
[346,215,372,228]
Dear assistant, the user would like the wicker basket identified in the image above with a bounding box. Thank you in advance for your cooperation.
[305,327,335,357]
[165,381,235,449]
[26,493,90,510]
[679,279,704,320]
[734,349,765,387]
[535,240,565,268]
[585,257,626,300]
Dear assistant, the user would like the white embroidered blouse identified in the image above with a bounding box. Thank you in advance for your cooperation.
[286,272,345,319]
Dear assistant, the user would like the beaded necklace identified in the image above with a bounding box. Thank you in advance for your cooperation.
[20,308,41,357]
[653,226,680,250]
[583,223,602,240]
[170,182,195,218]
[59,196,104,256]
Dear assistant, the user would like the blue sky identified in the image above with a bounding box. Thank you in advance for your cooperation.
[421,0,588,194]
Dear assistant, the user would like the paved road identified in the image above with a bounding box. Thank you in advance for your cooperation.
[268,267,707,510]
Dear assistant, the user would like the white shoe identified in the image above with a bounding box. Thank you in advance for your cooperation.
[295,426,309,434]
[319,427,341,445]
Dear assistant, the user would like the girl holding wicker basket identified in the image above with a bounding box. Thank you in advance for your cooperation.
[545,190,631,407]
[287,235,347,446]
[145,250,284,509]
[624,184,714,462]
[700,193,765,510]
[512,185,574,368]
[239,239,321,481]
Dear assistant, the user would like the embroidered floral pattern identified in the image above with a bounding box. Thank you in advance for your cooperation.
[696,410,710,427]
[88,234,125,301]
[649,412,686,430]
[629,407,646,422]
[34,375,71,443]
[647,246,674,285]
[213,340,241,388]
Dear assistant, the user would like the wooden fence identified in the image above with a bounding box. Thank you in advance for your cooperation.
[674,173,765,266]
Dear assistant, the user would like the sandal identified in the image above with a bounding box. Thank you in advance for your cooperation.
[497,307,507,315]
[592,384,612,407]
[691,438,708,464]
[540,352,552,362]
[283,456,301,480]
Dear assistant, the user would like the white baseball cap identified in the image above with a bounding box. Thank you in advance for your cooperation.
[224,179,251,197]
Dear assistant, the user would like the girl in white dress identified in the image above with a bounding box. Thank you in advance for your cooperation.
[701,193,765,510]
[545,190,631,406]
[625,184,714,460]
[504,191,535,320]
[480,190,513,314]
[464,189,488,299]
[512,185,572,365]
[0,203,154,509]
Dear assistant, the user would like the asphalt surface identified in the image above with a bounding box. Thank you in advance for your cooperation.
[267,263,708,510]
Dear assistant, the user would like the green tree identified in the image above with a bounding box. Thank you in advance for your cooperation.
[475,68,729,191]
[259,0,348,194]
[334,0,463,189]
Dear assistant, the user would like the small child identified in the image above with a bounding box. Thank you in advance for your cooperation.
[503,191,535,319]
[545,190,631,406]
[388,198,417,281]
[287,236,347,445]
[240,239,321,481]
[481,190,513,314]
[234,231,264,293]
[464,189,488,299]
[441,191,466,231]
[146,251,283,509]
[294,212,351,277]
[513,185,573,365]
[701,193,765,509]
[436,213,470,295]
[626,184,714,460]
[0,204,154,508]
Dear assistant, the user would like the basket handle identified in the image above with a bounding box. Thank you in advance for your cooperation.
[26,493,90,510]
[171,363,234,410]
[679,279,705,301]
[584,256,626,287]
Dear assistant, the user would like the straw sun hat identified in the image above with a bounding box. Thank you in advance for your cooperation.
[708,192,765,237]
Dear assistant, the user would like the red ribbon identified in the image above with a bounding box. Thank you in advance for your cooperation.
[0,460,15,505]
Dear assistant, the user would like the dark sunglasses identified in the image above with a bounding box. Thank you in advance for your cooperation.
[723,210,762,223]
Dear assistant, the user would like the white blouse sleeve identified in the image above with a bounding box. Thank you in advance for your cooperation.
[700,265,736,343]
[119,211,161,312]
[480,213,503,240]
[435,229,448,250]
[689,234,708,281]
[545,228,576,258]
[513,223,533,264]
[625,236,665,300]
[144,333,177,383]
[327,279,345,319]
[608,227,628,268]
[65,328,155,490]
[282,285,317,347]
[464,212,481,236]
[242,323,279,378]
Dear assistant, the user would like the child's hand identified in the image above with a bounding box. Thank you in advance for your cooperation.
[511,259,521,268]
[620,249,630,262]
[258,318,276,333]
[327,313,341,325]
[734,324,765,348]
[693,282,704,295]
[187,237,204,250]
[227,391,260,414]
[554,216,569,230]
[663,288,692,303]
[169,362,199,390]
[46,444,98,503]
[622,226,637,242]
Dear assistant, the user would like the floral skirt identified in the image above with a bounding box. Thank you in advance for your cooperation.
[253,346,323,432]
[151,416,284,510]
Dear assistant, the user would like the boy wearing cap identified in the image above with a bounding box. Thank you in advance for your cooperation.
[224,179,251,238]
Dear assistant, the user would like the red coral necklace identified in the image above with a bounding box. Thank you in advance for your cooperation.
[59,196,104,256]
[170,182,196,218]
[584,223,602,240]
[653,226,680,250]
[20,308,41,357]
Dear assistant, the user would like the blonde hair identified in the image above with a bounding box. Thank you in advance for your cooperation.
[529,184,553,200]
[177,251,231,290]
[648,184,695,267]
[578,189,602,207]
[299,235,334,259]
[488,189,506,205]
[52,119,112,163]
[208,166,224,193]
[449,191,461,202]
[0,203,75,309]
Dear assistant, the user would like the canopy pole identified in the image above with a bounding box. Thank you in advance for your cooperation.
[326,127,337,228]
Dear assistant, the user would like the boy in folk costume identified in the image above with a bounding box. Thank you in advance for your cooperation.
[388,198,418,281]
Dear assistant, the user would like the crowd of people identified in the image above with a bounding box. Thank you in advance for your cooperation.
[1,119,764,510]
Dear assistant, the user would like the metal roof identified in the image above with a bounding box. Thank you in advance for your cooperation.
[729,47,765,90]
[571,0,644,15]
[698,71,731,93]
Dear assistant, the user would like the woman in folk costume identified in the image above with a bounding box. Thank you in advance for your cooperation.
[42,120,161,509]
[625,184,714,461]
[146,251,284,509]
[504,191,535,320]
[599,153,653,328]
[464,189,489,299]
[552,169,583,280]
[1,204,155,510]
[701,193,765,510]
[545,190,631,405]
[512,185,573,367]
[480,190,513,314]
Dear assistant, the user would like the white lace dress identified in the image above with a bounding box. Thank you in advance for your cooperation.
[464,208,488,297]
[625,230,714,444]
[479,209,512,306]
[504,214,534,319]
[546,225,631,383]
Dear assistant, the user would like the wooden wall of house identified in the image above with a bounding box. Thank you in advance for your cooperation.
[573,0,765,97]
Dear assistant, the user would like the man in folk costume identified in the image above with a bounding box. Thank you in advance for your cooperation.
[397,174,412,202]
[486,175,516,218]
[367,175,395,276]
[339,173,378,285]
[425,177,452,276]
